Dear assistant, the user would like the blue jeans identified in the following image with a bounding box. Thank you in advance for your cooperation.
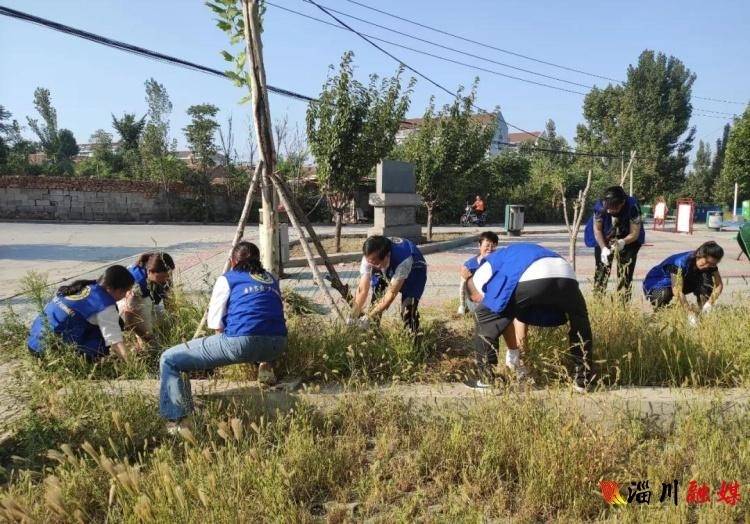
[159,333,287,420]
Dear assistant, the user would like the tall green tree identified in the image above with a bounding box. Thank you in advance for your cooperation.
[710,123,731,187]
[397,83,495,239]
[112,113,146,152]
[184,104,220,221]
[0,106,35,175]
[26,87,59,159]
[715,106,750,205]
[681,140,713,201]
[307,51,414,251]
[576,50,696,199]
[140,78,173,163]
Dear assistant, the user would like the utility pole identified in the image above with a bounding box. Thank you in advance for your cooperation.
[242,0,280,275]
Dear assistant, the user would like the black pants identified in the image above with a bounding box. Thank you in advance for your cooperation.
[647,272,714,309]
[473,277,593,373]
[372,274,420,333]
[594,242,641,300]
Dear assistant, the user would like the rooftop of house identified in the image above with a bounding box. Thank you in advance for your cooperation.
[507,131,543,143]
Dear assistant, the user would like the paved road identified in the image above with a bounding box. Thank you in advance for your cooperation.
[1,221,748,319]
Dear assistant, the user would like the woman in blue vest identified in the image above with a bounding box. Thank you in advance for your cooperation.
[643,241,724,320]
[27,265,135,360]
[466,243,594,391]
[584,186,645,300]
[119,252,173,346]
[457,231,499,315]
[159,241,287,430]
[349,236,427,333]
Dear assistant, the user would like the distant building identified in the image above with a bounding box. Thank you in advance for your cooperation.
[507,131,545,147]
[396,111,510,156]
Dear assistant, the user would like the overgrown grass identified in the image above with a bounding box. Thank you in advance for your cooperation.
[2,272,750,387]
[0,384,748,521]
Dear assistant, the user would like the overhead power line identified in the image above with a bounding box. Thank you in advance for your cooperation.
[267,2,586,95]
[0,5,315,103]
[272,2,738,116]
[0,4,734,162]
[341,0,748,106]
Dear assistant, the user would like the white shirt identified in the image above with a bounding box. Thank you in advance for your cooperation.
[207,276,231,330]
[87,305,123,345]
[472,257,576,296]
[359,255,413,283]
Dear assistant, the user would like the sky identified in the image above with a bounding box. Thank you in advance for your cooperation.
[1,0,748,162]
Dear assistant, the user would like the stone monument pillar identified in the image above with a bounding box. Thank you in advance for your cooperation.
[368,160,422,242]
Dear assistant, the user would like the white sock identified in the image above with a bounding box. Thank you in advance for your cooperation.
[505,348,520,366]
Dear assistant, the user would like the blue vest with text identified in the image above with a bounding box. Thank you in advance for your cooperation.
[387,238,427,298]
[128,265,150,298]
[222,270,287,337]
[27,283,115,358]
[643,251,692,294]
[481,244,562,316]
[584,196,645,247]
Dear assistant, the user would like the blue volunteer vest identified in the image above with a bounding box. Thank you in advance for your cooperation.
[127,264,150,298]
[386,238,427,299]
[463,255,483,275]
[642,251,692,295]
[480,243,567,326]
[222,270,287,337]
[27,283,115,358]
[584,196,645,247]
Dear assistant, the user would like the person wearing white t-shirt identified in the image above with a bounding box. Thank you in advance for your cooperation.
[466,243,595,392]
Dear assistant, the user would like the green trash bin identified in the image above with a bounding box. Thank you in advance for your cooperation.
[640,204,652,219]
[743,200,750,221]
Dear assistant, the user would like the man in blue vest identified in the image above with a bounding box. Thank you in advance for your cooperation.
[466,243,594,392]
[584,186,645,300]
[643,241,724,323]
[349,236,427,333]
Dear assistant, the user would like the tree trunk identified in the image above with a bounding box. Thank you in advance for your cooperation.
[426,204,434,241]
[334,209,343,253]
[569,235,577,272]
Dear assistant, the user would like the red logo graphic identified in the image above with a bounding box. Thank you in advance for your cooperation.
[600,481,627,505]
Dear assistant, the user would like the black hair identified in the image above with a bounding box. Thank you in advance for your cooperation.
[603,186,627,207]
[479,231,499,244]
[57,265,135,297]
[232,241,265,274]
[136,252,174,273]
[695,241,724,262]
[362,235,392,260]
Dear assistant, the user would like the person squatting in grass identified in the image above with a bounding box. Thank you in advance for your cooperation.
[643,241,725,325]
[466,243,595,392]
[27,265,136,360]
[119,252,174,348]
[349,236,427,333]
[585,185,645,300]
[158,241,287,432]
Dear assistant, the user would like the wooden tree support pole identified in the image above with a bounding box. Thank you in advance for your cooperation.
[275,177,351,302]
[193,164,261,338]
[269,171,346,321]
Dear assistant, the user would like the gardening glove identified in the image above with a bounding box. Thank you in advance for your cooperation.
[613,239,626,253]
[687,313,698,327]
[600,247,612,265]
[701,302,713,315]
[457,304,466,315]
[357,315,370,330]
[345,315,357,327]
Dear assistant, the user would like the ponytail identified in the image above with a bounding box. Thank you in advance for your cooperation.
[231,241,265,274]
[57,279,97,297]
[55,265,134,297]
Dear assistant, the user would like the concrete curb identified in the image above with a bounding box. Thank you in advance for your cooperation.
[285,234,480,268]
[284,228,569,268]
